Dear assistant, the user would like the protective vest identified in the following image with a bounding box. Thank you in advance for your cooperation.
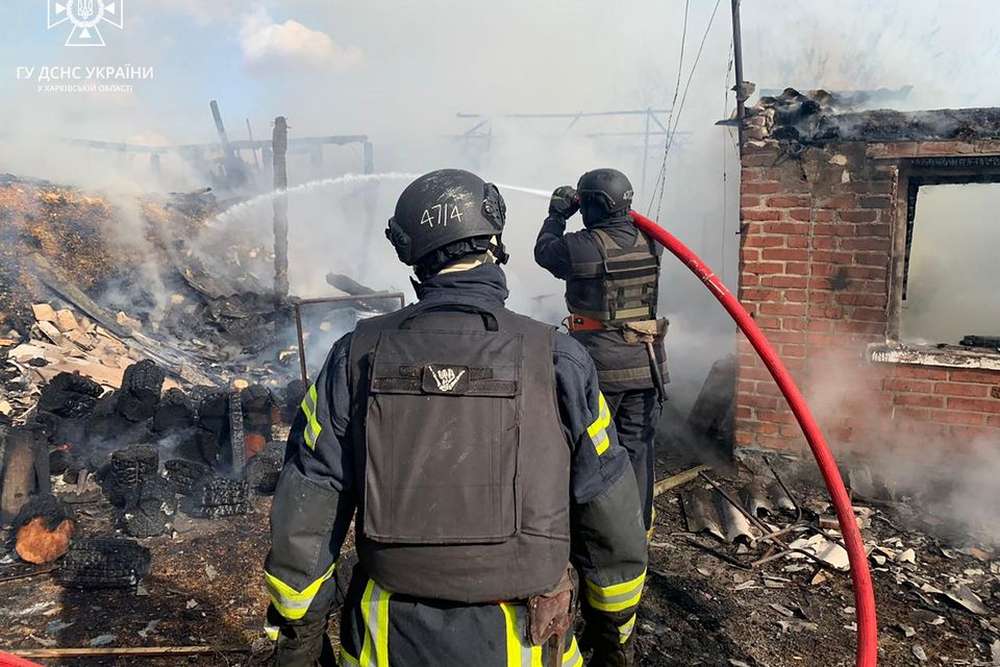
[565,228,661,326]
[347,298,571,603]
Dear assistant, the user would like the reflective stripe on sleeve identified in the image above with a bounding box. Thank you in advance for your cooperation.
[264,624,279,642]
[585,569,646,613]
[562,636,583,667]
[500,602,544,667]
[300,384,323,450]
[264,561,336,621]
[359,579,393,667]
[586,392,612,455]
[617,614,637,644]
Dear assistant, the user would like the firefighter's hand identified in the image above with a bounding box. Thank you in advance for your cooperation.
[548,186,579,219]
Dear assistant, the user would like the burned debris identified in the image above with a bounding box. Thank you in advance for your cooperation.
[54,538,152,590]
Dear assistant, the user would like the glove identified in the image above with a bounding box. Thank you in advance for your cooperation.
[548,186,579,219]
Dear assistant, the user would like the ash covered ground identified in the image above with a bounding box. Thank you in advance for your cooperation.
[0,176,998,666]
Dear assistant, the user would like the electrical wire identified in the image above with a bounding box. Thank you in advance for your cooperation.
[645,0,689,212]
[654,0,724,222]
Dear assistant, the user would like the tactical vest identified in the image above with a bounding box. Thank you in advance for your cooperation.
[565,228,661,325]
[347,298,571,603]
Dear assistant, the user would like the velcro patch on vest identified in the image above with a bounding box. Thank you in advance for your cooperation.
[422,365,471,394]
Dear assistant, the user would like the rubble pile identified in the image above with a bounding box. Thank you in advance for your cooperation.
[644,451,1000,665]
[1,325,295,596]
[746,87,1000,147]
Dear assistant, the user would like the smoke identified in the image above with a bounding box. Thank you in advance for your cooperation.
[2,2,1000,432]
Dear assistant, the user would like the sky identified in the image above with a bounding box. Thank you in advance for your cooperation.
[2,0,1000,406]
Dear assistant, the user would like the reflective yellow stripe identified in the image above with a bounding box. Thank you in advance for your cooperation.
[359,579,392,667]
[617,614,637,644]
[340,648,361,667]
[562,636,583,667]
[264,561,336,621]
[585,569,646,612]
[500,603,544,667]
[300,384,323,450]
[587,392,612,455]
[264,624,279,641]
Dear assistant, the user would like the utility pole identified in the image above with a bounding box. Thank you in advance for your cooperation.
[272,116,290,305]
[731,0,747,154]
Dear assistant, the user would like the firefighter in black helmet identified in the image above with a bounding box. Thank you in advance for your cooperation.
[264,169,647,666]
[535,168,668,537]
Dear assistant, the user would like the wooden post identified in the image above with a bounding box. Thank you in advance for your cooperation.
[1,430,41,524]
[272,116,290,303]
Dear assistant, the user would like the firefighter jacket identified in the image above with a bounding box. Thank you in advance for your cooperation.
[535,215,668,393]
[263,263,648,666]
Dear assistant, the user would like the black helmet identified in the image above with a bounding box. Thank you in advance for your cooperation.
[577,168,634,216]
[386,169,506,266]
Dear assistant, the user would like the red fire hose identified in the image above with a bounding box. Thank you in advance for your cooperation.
[629,210,878,667]
[0,652,42,667]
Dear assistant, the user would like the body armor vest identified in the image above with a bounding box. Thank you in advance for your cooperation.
[348,298,571,603]
[565,228,661,325]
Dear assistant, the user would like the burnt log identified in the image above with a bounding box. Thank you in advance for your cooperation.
[105,445,159,508]
[193,392,229,467]
[152,388,195,433]
[12,494,75,564]
[118,478,175,538]
[228,390,246,473]
[246,441,284,495]
[179,474,250,518]
[86,393,148,448]
[55,538,151,589]
[115,360,165,422]
[37,372,103,420]
[242,384,275,457]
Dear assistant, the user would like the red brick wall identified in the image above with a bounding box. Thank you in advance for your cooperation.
[736,141,1000,452]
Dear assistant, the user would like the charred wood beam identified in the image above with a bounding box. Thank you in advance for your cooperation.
[273,116,290,303]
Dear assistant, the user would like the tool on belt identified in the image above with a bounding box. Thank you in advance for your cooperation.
[527,567,578,667]
[566,315,669,403]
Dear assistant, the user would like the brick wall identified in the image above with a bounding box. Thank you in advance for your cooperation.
[736,140,1000,452]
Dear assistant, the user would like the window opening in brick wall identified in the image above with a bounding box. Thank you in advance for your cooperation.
[901,181,1000,346]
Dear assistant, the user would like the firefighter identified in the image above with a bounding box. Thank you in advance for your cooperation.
[534,168,668,535]
[264,169,648,667]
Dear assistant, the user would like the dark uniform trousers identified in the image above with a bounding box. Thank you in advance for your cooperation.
[605,389,661,532]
